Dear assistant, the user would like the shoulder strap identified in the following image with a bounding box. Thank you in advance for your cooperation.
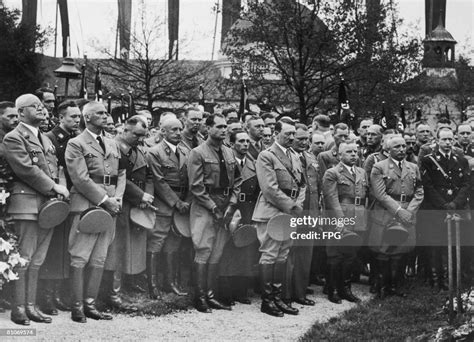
[427,155,450,180]
[269,150,304,187]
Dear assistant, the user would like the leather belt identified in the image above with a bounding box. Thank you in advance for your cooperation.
[205,186,232,196]
[281,188,299,199]
[389,194,413,203]
[339,196,366,205]
[90,175,118,186]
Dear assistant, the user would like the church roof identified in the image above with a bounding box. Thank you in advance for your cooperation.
[424,23,457,43]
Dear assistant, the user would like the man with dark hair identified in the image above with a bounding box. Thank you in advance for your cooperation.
[0,101,19,140]
[404,132,417,164]
[101,116,150,312]
[222,108,239,123]
[146,117,190,298]
[180,107,203,153]
[262,113,276,135]
[224,119,243,147]
[35,88,56,129]
[317,122,350,178]
[65,101,126,323]
[363,129,400,178]
[312,114,331,135]
[246,115,265,160]
[198,111,210,141]
[4,94,70,325]
[38,100,81,316]
[456,124,474,162]
[356,119,373,148]
[253,119,305,317]
[187,113,242,313]
[418,120,463,162]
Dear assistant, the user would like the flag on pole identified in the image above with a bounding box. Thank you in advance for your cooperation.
[120,93,125,122]
[128,90,135,118]
[168,0,180,60]
[239,79,249,119]
[415,107,422,122]
[444,104,450,120]
[79,64,87,99]
[94,65,103,102]
[337,75,354,129]
[400,103,406,128]
[107,96,112,114]
[198,84,205,107]
[58,0,70,58]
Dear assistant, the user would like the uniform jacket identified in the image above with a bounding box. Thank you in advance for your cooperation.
[322,162,368,232]
[301,151,321,214]
[65,129,126,213]
[147,139,188,216]
[46,125,75,189]
[248,139,262,161]
[4,122,59,219]
[116,136,149,207]
[419,148,470,210]
[370,158,424,226]
[252,143,304,221]
[179,132,203,154]
[235,155,259,223]
[369,158,424,254]
[187,139,241,211]
[363,149,389,180]
[316,146,339,179]
[418,142,463,166]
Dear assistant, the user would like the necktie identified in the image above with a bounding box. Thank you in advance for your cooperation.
[286,150,293,168]
[96,136,106,153]
[192,136,198,148]
[398,161,403,171]
[175,148,180,163]
[351,167,356,176]
[37,131,44,147]
[217,148,229,188]
[299,154,307,169]
[240,159,244,168]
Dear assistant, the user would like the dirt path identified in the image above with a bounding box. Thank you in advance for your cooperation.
[0,284,371,341]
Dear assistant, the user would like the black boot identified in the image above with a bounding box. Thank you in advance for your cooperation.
[206,263,231,311]
[84,267,112,320]
[339,263,361,303]
[193,262,211,313]
[259,264,283,317]
[70,266,86,323]
[52,280,71,311]
[390,258,407,298]
[40,279,58,315]
[25,268,52,323]
[163,252,188,296]
[104,271,138,312]
[327,264,342,304]
[10,268,30,326]
[273,262,299,315]
[146,252,161,300]
[377,259,391,299]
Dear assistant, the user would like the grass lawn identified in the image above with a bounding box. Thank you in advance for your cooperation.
[299,280,462,341]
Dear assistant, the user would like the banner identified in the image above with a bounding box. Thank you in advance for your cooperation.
[168,0,180,60]
[58,0,70,57]
[118,0,132,59]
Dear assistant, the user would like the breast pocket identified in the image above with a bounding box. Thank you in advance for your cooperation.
[203,158,219,177]
[275,166,292,188]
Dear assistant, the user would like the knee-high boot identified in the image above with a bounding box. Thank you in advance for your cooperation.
[70,266,86,323]
[206,263,231,310]
[273,262,298,315]
[10,268,29,325]
[146,252,161,299]
[259,264,283,317]
[193,262,210,313]
[25,268,52,323]
[84,266,112,320]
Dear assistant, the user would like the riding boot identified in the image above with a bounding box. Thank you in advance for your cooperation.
[163,252,188,296]
[25,268,52,323]
[193,262,211,313]
[10,267,30,326]
[273,262,298,315]
[390,258,407,297]
[70,266,86,323]
[53,280,71,311]
[206,263,231,310]
[41,279,58,315]
[327,264,342,304]
[259,264,283,317]
[339,262,361,303]
[104,271,137,312]
[146,252,161,300]
[84,266,112,320]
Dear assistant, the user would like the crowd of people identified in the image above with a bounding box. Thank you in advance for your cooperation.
[0,87,473,326]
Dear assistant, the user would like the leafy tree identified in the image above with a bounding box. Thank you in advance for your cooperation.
[0,6,50,100]
[96,5,214,112]
[224,0,421,123]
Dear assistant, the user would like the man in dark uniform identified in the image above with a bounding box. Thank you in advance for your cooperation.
[4,94,70,325]
[147,117,190,298]
[420,128,470,291]
[102,116,151,312]
[187,114,242,313]
[39,100,81,315]
[219,130,260,305]
[323,142,369,304]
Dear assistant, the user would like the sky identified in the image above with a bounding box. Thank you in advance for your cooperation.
[3,0,474,61]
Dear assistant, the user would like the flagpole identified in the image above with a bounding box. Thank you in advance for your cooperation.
[211,1,220,61]
[54,0,58,58]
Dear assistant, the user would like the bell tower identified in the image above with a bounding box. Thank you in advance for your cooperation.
[423,1,456,68]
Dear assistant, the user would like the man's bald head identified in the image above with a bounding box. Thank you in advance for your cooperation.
[338,142,358,154]
[161,116,183,145]
[15,94,42,109]
[160,117,182,130]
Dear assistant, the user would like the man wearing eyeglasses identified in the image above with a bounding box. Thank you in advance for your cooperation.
[4,94,70,325]
[65,101,126,323]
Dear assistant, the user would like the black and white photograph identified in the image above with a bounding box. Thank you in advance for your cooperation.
[0,0,473,340]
